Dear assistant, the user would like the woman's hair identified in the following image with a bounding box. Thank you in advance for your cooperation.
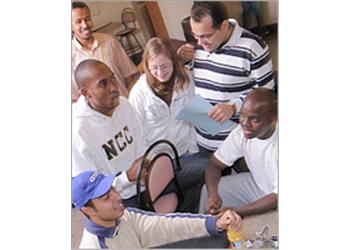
[142,37,189,94]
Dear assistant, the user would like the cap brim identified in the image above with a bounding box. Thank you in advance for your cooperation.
[92,173,118,200]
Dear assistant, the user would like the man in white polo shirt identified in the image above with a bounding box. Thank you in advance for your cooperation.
[199,88,277,217]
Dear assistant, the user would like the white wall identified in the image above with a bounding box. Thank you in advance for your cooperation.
[157,0,194,40]
[86,1,132,29]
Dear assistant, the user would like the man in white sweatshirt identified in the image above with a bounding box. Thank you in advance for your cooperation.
[72,59,146,207]
[72,170,242,249]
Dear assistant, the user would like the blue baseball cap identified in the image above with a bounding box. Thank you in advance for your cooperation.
[72,171,118,209]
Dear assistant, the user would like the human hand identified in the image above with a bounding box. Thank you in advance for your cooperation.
[126,157,142,182]
[216,208,242,232]
[177,43,195,63]
[206,194,222,215]
[208,103,236,123]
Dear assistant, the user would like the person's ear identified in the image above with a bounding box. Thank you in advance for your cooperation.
[270,114,278,126]
[220,20,229,31]
[81,206,96,217]
[79,87,89,98]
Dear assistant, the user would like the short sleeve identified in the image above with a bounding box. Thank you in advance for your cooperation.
[214,126,244,166]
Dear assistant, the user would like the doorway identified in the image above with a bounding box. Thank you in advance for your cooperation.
[132,1,169,41]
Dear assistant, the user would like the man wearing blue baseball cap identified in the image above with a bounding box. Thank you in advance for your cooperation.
[72,170,242,249]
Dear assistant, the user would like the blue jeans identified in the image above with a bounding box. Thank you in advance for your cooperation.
[176,152,209,212]
[123,191,146,208]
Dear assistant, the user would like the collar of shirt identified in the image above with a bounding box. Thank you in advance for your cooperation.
[226,18,243,46]
[212,18,243,53]
[74,95,117,121]
[72,34,100,52]
[84,217,121,238]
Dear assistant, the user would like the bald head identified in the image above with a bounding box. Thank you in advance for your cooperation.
[240,88,277,139]
[74,59,120,116]
[244,88,277,119]
[74,59,107,89]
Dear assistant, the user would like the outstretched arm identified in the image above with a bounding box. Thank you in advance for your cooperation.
[126,208,225,248]
[233,193,277,218]
[204,156,227,214]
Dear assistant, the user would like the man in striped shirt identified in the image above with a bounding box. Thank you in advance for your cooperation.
[178,2,275,156]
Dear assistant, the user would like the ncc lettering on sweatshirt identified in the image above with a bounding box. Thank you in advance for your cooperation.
[101,126,134,160]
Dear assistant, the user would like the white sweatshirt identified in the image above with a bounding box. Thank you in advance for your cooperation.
[128,73,198,157]
[72,96,146,199]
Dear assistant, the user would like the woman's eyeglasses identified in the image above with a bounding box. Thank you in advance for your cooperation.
[149,62,173,73]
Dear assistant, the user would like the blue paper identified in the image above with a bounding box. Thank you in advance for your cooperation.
[176,95,234,135]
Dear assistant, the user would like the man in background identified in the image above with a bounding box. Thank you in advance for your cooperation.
[72,1,140,101]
